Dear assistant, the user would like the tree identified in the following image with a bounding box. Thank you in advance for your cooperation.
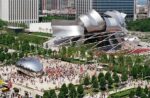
[148,91,150,98]
[84,75,90,86]
[131,66,138,79]
[136,86,142,97]
[68,83,74,91]
[91,75,97,84]
[92,79,99,92]
[58,91,65,98]
[105,72,111,80]
[43,91,50,98]
[60,84,68,96]
[121,72,128,82]
[98,72,104,82]
[77,85,84,98]
[0,19,7,29]
[49,90,57,98]
[141,92,147,98]
[35,94,41,98]
[99,77,106,90]
[144,86,148,94]
[0,52,5,62]
[113,73,120,84]
[69,84,77,98]
[129,91,135,98]
[108,76,113,88]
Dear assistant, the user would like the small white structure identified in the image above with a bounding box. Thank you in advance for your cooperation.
[28,22,52,33]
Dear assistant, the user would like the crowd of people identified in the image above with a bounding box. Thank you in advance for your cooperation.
[0,57,98,96]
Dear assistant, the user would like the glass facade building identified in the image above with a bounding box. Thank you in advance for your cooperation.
[75,0,92,18]
[0,0,39,24]
[93,0,136,19]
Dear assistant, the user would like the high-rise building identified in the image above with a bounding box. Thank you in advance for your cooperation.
[45,0,74,11]
[0,0,39,24]
[75,0,92,18]
[75,0,136,20]
[93,0,136,19]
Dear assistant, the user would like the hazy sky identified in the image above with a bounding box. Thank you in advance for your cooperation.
[138,0,147,5]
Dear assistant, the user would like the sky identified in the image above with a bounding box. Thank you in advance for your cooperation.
[138,0,147,5]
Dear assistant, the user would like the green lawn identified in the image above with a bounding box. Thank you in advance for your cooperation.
[8,32,48,44]
[108,88,136,98]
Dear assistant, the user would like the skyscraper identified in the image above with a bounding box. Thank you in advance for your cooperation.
[93,0,136,19]
[0,0,39,24]
[75,0,92,18]
[75,0,136,20]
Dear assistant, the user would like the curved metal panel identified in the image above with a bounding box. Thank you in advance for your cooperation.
[52,25,84,38]
[78,10,105,32]
[16,57,43,72]
[104,17,122,32]
[104,11,126,26]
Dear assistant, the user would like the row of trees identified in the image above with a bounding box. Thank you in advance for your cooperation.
[83,71,128,91]
[59,45,92,59]
[130,64,150,79]
[43,84,84,98]
[0,47,25,64]
[42,15,75,22]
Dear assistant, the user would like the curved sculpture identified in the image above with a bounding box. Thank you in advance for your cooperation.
[78,9,106,32]
[16,57,43,72]
[104,11,126,26]
[104,17,122,32]
[52,25,84,38]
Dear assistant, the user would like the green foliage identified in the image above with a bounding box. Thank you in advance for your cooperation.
[0,19,7,29]
[77,85,84,98]
[127,18,150,32]
[121,72,128,82]
[99,77,106,90]
[43,90,57,98]
[105,72,111,80]
[91,75,97,84]
[136,86,142,97]
[92,78,99,90]
[43,91,50,98]
[109,88,136,98]
[69,84,77,98]
[148,91,150,98]
[131,66,138,79]
[98,72,104,82]
[108,76,113,88]
[84,75,90,86]
[58,91,65,98]
[42,15,75,21]
[144,86,148,94]
[60,84,68,96]
[113,73,120,84]
[141,92,147,98]
[129,91,135,98]
[35,94,41,98]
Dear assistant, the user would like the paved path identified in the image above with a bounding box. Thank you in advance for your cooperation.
[28,34,51,39]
